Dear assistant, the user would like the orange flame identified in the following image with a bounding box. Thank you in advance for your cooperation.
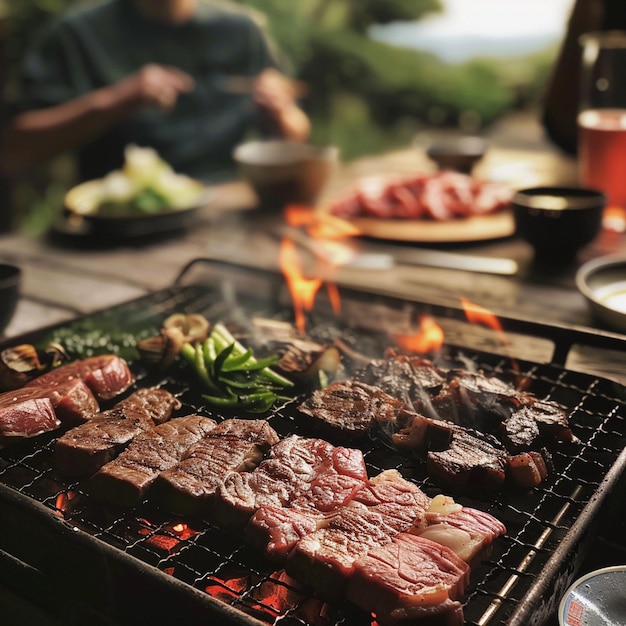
[280,236,323,332]
[54,490,76,516]
[393,315,445,354]
[284,205,361,240]
[280,205,360,331]
[461,297,510,345]
[460,297,521,376]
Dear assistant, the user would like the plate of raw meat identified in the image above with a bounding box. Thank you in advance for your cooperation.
[326,170,515,242]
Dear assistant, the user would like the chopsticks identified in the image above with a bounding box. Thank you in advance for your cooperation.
[276,226,518,276]
[219,74,309,98]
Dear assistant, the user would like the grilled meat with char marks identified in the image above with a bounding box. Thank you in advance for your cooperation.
[151,419,279,517]
[429,369,533,430]
[54,388,180,477]
[0,395,59,445]
[298,379,408,440]
[214,434,368,528]
[90,415,217,508]
[27,354,134,401]
[302,352,574,494]
[425,424,508,497]
[286,503,397,601]
[246,505,323,561]
[346,533,469,626]
[502,400,577,452]
[353,354,445,415]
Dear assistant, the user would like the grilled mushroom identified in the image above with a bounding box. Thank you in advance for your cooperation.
[137,313,210,371]
[0,344,43,390]
[163,313,210,343]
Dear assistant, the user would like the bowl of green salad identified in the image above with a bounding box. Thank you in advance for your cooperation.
[64,145,210,240]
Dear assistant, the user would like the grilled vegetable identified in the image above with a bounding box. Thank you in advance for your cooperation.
[181,323,294,413]
[0,343,71,392]
[137,313,210,371]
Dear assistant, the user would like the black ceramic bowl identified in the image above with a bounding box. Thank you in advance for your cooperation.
[425,136,488,173]
[512,186,606,262]
[0,263,21,334]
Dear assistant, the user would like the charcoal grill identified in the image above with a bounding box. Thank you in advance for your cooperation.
[0,259,625,626]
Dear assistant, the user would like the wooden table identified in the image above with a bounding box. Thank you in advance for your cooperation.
[2,143,626,377]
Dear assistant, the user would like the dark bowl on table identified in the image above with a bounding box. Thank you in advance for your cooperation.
[233,139,339,211]
[511,186,606,263]
[0,263,21,334]
[425,136,488,173]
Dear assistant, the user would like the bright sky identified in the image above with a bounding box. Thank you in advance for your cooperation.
[370,0,576,62]
[420,0,575,38]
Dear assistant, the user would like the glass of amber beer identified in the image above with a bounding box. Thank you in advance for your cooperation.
[578,31,626,232]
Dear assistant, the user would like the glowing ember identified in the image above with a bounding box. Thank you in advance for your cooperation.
[394,315,444,353]
[132,517,196,552]
[54,490,76,516]
[146,533,181,552]
[205,574,250,601]
[204,582,240,602]
[167,522,199,541]
[251,569,299,614]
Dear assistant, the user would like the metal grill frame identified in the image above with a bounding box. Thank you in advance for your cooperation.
[0,259,625,626]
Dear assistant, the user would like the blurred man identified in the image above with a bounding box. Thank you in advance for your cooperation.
[0,0,310,182]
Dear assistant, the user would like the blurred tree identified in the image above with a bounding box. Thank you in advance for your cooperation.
[240,0,517,156]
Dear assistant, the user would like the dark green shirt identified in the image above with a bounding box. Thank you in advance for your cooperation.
[13,0,281,182]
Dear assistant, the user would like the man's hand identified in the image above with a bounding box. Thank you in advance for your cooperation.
[253,68,310,142]
[114,63,195,113]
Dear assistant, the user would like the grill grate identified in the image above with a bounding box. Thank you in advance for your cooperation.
[0,263,625,626]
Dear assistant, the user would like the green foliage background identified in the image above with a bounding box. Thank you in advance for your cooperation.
[0,0,557,233]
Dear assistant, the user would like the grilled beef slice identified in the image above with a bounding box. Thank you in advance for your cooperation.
[283,471,432,599]
[425,369,529,431]
[214,435,368,528]
[244,468,427,562]
[90,415,217,508]
[501,400,576,452]
[151,419,279,517]
[54,388,180,477]
[426,425,508,497]
[285,503,396,601]
[351,469,431,534]
[27,354,134,401]
[0,377,101,446]
[346,533,470,626]
[0,395,59,446]
[246,505,325,562]
[101,386,181,425]
[223,459,367,531]
[298,379,409,440]
[353,356,445,416]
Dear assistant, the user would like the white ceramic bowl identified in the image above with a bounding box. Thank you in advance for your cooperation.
[576,254,626,333]
[559,565,626,626]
